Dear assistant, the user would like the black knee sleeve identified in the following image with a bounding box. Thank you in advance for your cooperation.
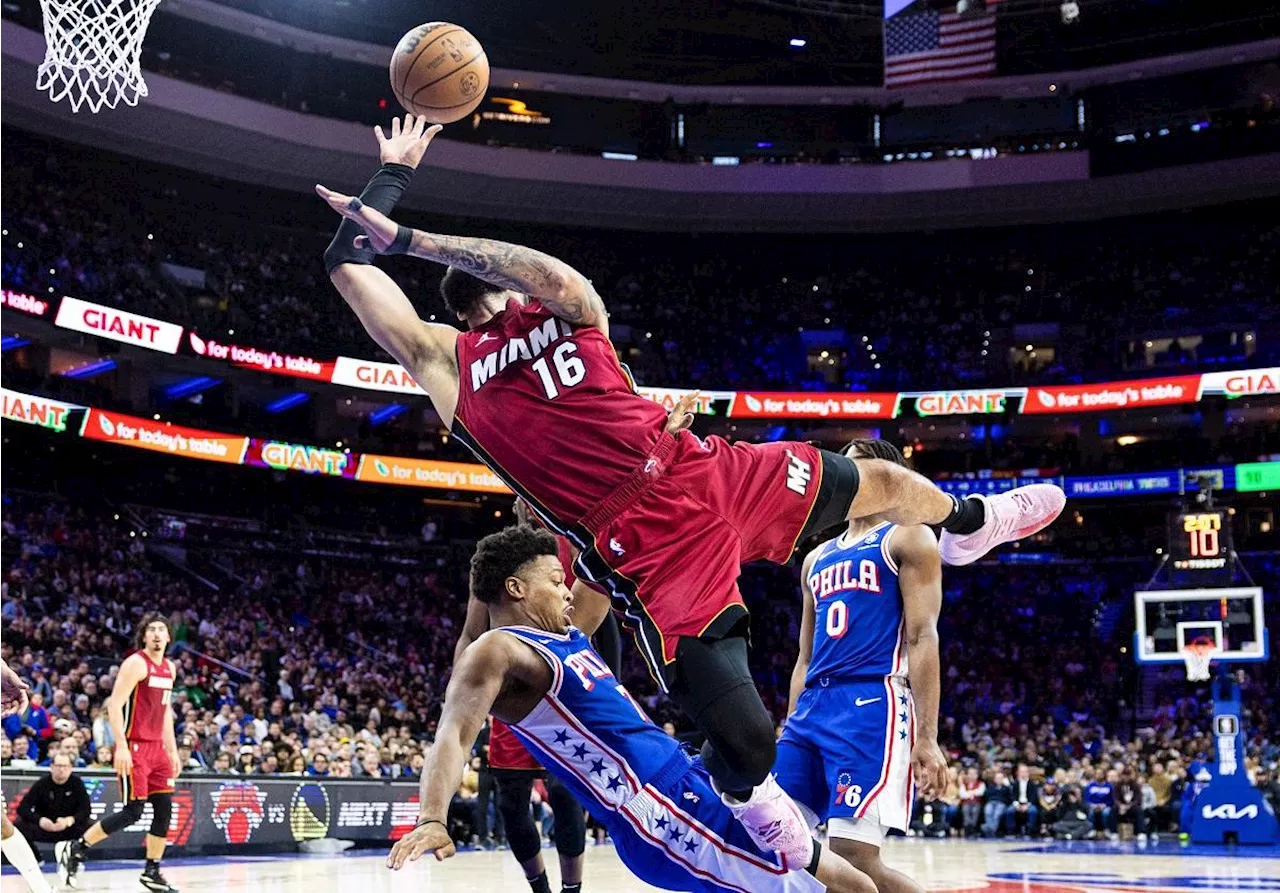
[100,799,146,836]
[496,776,541,864]
[148,793,173,838]
[546,778,586,859]
[672,633,776,791]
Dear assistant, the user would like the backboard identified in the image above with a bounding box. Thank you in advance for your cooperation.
[1134,587,1268,664]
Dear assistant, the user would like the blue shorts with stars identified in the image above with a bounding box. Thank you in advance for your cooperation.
[608,753,824,892]
[775,676,916,831]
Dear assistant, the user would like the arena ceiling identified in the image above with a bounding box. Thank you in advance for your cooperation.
[197,0,1280,86]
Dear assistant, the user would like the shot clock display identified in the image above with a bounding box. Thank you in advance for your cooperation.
[1169,510,1233,581]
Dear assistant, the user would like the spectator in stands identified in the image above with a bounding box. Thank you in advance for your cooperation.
[1085,768,1115,838]
[13,754,91,860]
[983,769,1014,837]
[1037,779,1063,835]
[306,752,330,777]
[1053,785,1094,839]
[959,767,985,837]
[212,752,234,773]
[1113,766,1146,840]
[1147,761,1174,832]
[1009,763,1040,837]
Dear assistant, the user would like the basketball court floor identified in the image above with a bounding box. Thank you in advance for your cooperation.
[5,839,1277,892]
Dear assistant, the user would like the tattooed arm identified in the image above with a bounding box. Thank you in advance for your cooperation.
[315,185,608,334]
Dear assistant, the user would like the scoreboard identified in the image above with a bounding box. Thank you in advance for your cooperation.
[1169,510,1233,581]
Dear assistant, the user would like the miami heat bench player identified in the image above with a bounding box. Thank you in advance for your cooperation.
[317,114,1065,864]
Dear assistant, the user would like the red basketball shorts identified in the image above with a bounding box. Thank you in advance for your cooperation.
[121,740,173,801]
[574,432,855,690]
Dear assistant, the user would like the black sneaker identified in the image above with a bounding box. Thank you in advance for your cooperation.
[140,865,179,893]
[58,839,87,888]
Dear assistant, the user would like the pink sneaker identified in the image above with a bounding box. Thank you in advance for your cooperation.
[718,775,814,869]
[939,484,1066,566]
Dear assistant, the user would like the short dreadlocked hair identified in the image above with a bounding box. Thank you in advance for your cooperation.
[469,525,559,605]
[842,438,908,467]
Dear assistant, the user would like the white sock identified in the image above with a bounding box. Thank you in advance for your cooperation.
[1,830,54,893]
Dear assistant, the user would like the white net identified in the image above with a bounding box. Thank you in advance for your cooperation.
[1182,642,1218,682]
[37,0,163,113]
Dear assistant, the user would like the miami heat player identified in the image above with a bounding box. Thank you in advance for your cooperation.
[317,114,1065,864]
[60,613,179,892]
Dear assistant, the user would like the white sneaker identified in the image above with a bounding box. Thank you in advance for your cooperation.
[939,485,1067,566]
[718,775,814,870]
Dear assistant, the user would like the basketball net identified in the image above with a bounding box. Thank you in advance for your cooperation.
[36,0,163,113]
[1181,638,1219,682]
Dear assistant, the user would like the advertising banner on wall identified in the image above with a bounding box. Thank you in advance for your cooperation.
[355,455,511,493]
[79,409,249,464]
[2,772,421,856]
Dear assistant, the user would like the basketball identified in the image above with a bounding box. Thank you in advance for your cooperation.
[389,22,489,124]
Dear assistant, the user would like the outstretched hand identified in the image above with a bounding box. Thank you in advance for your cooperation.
[314,185,403,254]
[376,114,443,169]
[0,658,29,718]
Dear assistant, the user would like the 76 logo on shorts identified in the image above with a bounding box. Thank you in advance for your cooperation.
[835,773,863,809]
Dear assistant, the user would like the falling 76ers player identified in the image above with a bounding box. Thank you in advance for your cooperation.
[59,614,180,893]
[317,114,1065,865]
[777,440,946,893]
[390,525,874,893]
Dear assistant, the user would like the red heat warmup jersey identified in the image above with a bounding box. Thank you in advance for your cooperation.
[125,654,175,743]
[452,299,669,527]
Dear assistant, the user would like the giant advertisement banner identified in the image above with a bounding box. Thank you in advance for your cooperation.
[2,772,420,856]
[4,289,1279,418]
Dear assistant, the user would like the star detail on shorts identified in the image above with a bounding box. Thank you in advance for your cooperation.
[899,729,908,740]
[683,838,697,853]
[899,712,908,723]
[590,758,607,776]
[899,694,909,706]
[572,743,589,760]
[553,729,571,745]
[655,816,669,830]
[606,774,624,792]
[667,826,683,842]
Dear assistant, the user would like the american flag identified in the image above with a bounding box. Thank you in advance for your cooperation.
[884,7,997,88]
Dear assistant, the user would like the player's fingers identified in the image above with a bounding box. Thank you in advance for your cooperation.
[392,116,402,138]
[434,843,456,861]
[353,235,369,250]
[412,116,427,138]
[424,124,443,143]
[374,125,386,145]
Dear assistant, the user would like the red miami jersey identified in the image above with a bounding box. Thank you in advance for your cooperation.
[452,299,669,527]
[125,653,175,743]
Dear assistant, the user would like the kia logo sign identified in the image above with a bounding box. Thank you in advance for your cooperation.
[1201,804,1258,820]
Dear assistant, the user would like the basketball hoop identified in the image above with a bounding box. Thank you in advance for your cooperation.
[1182,636,1219,682]
[36,0,163,113]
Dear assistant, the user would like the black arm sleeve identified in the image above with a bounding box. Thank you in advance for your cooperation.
[16,777,47,824]
[323,163,415,274]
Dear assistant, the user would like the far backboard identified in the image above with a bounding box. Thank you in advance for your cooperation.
[1134,587,1268,664]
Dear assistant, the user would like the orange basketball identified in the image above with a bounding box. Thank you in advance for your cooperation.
[389,22,489,124]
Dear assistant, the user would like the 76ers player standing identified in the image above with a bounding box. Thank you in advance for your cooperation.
[59,613,180,892]
[777,440,947,893]
[317,114,1064,865]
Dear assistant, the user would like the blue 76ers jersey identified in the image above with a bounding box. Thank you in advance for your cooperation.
[497,626,684,814]
[805,521,906,684]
